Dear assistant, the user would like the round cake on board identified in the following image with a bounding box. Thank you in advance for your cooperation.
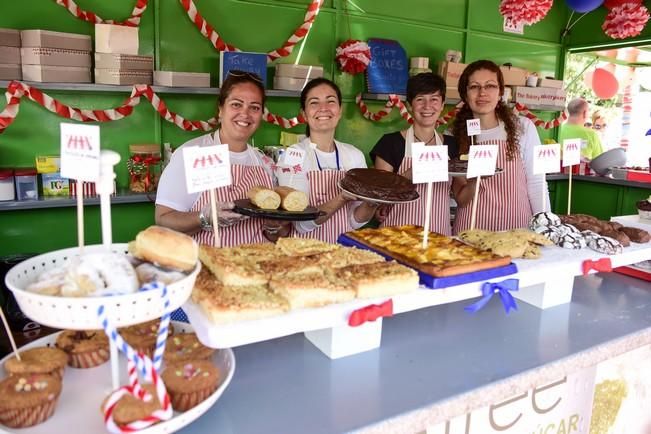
[339,168,418,202]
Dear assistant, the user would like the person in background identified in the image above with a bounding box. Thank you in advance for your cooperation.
[277,78,378,243]
[370,72,458,235]
[559,98,604,161]
[155,70,279,246]
[451,59,549,233]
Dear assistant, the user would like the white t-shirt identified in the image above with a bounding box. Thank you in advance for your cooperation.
[277,138,369,233]
[156,131,270,212]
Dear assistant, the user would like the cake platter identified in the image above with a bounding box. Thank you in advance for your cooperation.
[232,199,325,221]
[337,180,420,205]
[0,322,235,434]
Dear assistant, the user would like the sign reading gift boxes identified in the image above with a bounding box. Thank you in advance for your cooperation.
[366,38,408,94]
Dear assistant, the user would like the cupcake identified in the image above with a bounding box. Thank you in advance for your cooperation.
[102,384,162,427]
[56,330,110,369]
[162,360,219,411]
[4,347,68,379]
[0,374,62,428]
[164,333,215,364]
[637,196,651,220]
[119,320,174,358]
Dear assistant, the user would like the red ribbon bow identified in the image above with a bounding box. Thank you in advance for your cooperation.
[348,300,393,327]
[582,258,612,276]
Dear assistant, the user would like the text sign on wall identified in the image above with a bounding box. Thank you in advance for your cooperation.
[366,38,408,94]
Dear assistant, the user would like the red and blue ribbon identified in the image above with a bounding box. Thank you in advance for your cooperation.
[464,279,519,314]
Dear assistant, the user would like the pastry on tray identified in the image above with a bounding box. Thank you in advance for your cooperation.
[274,186,308,212]
[247,186,281,210]
[275,237,339,257]
[339,168,418,202]
[458,228,552,259]
[199,245,268,286]
[331,261,419,298]
[268,271,355,309]
[316,247,385,269]
[343,225,511,277]
[129,225,198,272]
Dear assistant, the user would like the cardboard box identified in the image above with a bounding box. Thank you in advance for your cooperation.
[22,64,91,83]
[95,24,139,55]
[512,86,566,109]
[274,76,310,91]
[41,172,69,197]
[538,77,564,89]
[0,46,20,64]
[21,29,91,51]
[0,28,20,47]
[500,65,528,86]
[21,47,91,67]
[437,61,467,86]
[153,70,210,87]
[275,64,323,80]
[94,68,152,85]
[445,86,460,101]
[35,156,60,174]
[0,64,21,80]
[95,52,153,71]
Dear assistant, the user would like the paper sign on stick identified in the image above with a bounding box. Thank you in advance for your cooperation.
[411,143,448,183]
[562,139,581,167]
[467,145,498,179]
[60,123,100,182]
[282,147,306,167]
[466,118,482,136]
[533,143,561,175]
[183,144,231,194]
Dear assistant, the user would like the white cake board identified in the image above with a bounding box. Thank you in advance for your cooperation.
[304,319,383,359]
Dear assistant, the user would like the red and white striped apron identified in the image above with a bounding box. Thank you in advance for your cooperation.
[298,169,349,244]
[381,127,452,235]
[452,139,532,234]
[190,164,273,247]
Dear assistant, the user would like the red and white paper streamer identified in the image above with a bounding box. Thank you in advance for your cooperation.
[602,3,650,40]
[53,0,149,27]
[355,93,413,124]
[179,0,324,62]
[513,102,568,129]
[263,107,305,129]
[499,0,553,26]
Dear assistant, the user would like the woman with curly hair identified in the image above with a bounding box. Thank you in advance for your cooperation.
[451,60,549,233]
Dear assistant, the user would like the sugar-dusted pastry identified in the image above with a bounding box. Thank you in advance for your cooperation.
[4,347,68,379]
[257,255,324,277]
[275,237,339,257]
[61,252,139,297]
[135,262,187,286]
[162,360,220,411]
[247,185,281,210]
[268,271,354,309]
[199,245,268,286]
[55,330,110,369]
[0,374,62,428]
[129,225,198,272]
[316,246,385,269]
[331,261,419,298]
[274,186,308,212]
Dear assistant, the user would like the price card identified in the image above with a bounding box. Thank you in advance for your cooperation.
[503,17,524,35]
[60,123,100,182]
[183,144,231,194]
[282,147,306,167]
[466,118,482,136]
[562,139,581,167]
[533,143,561,175]
[411,143,448,183]
[466,145,498,179]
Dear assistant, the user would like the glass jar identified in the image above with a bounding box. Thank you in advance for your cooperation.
[127,144,162,193]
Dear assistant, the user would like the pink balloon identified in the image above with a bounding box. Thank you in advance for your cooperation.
[592,67,619,99]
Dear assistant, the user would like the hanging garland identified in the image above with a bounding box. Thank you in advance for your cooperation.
[263,109,305,129]
[52,0,149,26]
[499,0,554,26]
[355,94,568,130]
[179,0,324,62]
[602,2,650,39]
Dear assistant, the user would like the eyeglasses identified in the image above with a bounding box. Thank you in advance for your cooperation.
[467,83,499,93]
[227,69,264,84]
[594,124,607,130]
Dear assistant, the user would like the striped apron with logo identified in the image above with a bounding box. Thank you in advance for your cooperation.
[452,138,532,234]
[190,164,273,247]
[381,127,452,235]
[298,169,349,244]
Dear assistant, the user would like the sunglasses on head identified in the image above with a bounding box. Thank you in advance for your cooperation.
[227,69,264,83]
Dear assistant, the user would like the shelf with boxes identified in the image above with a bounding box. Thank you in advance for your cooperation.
[0,190,153,211]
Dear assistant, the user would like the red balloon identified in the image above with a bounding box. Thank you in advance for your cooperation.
[584,70,594,87]
[592,68,619,99]
[604,0,641,9]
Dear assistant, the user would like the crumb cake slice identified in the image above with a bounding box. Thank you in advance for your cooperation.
[199,245,268,286]
[258,255,324,277]
[317,246,385,269]
[275,237,339,257]
[268,271,354,309]
[191,269,289,324]
[332,261,419,298]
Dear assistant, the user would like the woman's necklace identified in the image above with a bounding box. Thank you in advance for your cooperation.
[414,131,437,144]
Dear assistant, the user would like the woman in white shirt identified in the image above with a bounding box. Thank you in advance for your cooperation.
[277,78,377,243]
[451,60,549,233]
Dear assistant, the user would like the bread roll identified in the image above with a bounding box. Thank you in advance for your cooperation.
[129,226,198,272]
[247,186,281,210]
[274,186,308,212]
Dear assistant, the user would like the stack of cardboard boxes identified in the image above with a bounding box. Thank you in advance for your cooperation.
[94,24,153,85]
[273,64,323,91]
[0,28,21,80]
[21,30,92,83]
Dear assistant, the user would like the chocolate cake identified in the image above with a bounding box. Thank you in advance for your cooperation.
[340,168,418,202]
[637,197,651,212]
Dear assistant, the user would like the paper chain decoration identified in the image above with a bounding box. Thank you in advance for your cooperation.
[179,0,324,62]
[53,0,149,26]
[0,81,307,133]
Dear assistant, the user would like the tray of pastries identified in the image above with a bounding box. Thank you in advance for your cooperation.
[232,186,324,221]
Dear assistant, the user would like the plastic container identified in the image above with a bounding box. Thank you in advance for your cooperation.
[14,167,38,200]
[128,144,162,192]
[0,169,15,201]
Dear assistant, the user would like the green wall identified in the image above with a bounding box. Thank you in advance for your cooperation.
[0,0,568,255]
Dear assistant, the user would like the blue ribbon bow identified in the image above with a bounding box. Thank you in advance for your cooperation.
[464,278,519,314]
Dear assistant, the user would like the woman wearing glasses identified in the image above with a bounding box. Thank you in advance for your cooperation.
[370,72,458,235]
[155,70,275,246]
[277,78,377,243]
[451,60,549,233]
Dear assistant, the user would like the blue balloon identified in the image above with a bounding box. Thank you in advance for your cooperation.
[565,0,604,13]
